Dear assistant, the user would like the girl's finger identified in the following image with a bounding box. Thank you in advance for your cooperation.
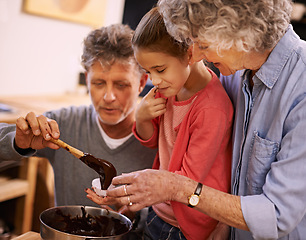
[143,86,158,100]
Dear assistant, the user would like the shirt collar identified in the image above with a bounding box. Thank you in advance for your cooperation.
[255,24,300,89]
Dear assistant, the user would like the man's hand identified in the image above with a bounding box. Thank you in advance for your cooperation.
[15,112,60,150]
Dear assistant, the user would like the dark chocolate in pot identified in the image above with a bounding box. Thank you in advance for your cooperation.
[44,206,129,237]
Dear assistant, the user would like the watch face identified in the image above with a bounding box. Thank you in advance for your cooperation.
[189,194,200,206]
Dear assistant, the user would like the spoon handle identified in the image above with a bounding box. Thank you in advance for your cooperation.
[49,138,84,159]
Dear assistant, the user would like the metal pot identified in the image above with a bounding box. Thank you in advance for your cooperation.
[40,206,132,240]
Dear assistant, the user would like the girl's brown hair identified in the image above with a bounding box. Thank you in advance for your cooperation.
[132,7,189,61]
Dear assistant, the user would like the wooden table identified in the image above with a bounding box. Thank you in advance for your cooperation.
[12,231,41,240]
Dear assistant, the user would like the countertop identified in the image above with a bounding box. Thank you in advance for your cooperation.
[0,93,91,124]
[12,231,40,240]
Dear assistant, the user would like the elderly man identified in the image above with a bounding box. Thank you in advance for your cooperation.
[0,24,156,238]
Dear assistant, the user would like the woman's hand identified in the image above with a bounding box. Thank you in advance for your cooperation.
[106,169,181,212]
[15,112,60,150]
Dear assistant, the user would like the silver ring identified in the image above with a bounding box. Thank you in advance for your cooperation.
[127,196,132,206]
[123,184,128,196]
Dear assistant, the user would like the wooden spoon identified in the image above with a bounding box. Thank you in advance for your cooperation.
[49,138,117,190]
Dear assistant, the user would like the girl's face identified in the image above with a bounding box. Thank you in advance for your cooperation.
[134,48,190,98]
[191,41,246,76]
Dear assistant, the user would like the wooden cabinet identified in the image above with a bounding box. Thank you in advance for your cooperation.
[0,156,54,235]
[0,157,39,234]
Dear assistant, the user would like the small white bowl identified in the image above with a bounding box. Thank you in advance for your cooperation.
[92,178,107,197]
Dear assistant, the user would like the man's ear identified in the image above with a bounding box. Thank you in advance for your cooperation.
[139,73,149,93]
[85,72,88,84]
[85,72,90,91]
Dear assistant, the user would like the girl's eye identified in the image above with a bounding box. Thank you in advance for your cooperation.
[157,68,165,73]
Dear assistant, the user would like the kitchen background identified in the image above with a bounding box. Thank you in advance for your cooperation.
[0,0,305,238]
[0,0,156,97]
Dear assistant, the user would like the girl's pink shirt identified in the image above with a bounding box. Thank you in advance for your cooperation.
[133,69,234,240]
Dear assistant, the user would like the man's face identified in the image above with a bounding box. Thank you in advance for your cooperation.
[86,61,146,125]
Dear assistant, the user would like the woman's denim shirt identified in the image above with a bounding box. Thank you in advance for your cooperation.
[221,25,306,240]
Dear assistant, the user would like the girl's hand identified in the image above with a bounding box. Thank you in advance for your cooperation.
[136,87,167,124]
[85,188,116,206]
[135,87,167,140]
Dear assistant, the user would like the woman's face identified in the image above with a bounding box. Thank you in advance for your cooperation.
[191,41,246,76]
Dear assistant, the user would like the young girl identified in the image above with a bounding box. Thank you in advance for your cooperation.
[131,7,234,240]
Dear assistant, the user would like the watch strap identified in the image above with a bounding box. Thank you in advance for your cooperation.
[194,182,203,196]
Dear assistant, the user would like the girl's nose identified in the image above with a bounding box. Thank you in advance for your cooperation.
[151,76,162,86]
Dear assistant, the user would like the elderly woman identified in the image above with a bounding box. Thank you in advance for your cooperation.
[90,0,306,239]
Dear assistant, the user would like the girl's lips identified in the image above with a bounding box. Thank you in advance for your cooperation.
[158,87,168,92]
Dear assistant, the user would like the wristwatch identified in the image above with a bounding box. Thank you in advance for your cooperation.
[188,182,203,208]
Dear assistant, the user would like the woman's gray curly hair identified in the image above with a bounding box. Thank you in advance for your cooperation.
[158,0,292,53]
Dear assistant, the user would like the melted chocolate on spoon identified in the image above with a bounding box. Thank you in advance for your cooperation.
[48,138,117,190]
[80,153,117,190]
